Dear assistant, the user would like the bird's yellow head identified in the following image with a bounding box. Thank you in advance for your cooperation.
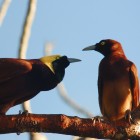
[40,55,61,73]
[40,55,81,83]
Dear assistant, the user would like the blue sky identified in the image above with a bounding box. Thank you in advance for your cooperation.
[0,0,140,140]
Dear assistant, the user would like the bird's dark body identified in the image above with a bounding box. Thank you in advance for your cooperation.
[0,58,62,114]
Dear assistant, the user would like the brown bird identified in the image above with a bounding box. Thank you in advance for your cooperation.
[83,39,139,121]
[0,55,81,115]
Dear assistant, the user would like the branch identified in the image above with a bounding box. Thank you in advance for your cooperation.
[18,0,37,59]
[18,1,47,140]
[45,42,54,56]
[57,83,94,118]
[0,0,11,26]
[1,105,140,139]
[19,0,37,112]
[0,114,115,138]
[72,136,97,140]
[73,136,97,140]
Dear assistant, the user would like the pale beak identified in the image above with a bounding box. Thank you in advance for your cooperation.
[68,58,81,63]
[82,45,97,51]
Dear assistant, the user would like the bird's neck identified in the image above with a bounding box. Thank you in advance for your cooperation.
[107,49,127,59]
[105,52,127,64]
[112,52,126,57]
[29,60,58,90]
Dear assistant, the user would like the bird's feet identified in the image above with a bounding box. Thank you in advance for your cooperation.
[19,110,29,116]
[91,116,104,124]
[125,109,135,124]
[17,110,29,135]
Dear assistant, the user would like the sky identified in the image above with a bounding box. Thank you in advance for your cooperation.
[0,0,140,140]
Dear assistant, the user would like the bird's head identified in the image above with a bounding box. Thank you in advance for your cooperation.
[83,39,125,57]
[40,55,81,82]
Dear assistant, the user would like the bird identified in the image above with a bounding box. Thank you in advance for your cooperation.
[0,55,81,115]
[83,39,139,122]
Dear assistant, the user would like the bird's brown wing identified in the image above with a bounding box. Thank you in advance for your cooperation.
[0,58,32,83]
[129,63,139,109]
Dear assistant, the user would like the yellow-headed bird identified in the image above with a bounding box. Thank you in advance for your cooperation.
[0,55,81,114]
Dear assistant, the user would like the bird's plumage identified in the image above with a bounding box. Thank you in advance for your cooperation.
[83,39,139,121]
[0,55,81,114]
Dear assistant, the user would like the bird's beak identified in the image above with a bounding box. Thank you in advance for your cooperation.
[82,45,97,51]
[67,58,81,63]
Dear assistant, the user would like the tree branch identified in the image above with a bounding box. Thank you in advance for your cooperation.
[1,105,140,139]
[18,0,37,59]
[57,83,94,118]
[0,0,11,26]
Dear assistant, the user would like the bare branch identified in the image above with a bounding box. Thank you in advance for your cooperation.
[0,114,116,138]
[73,136,97,140]
[1,105,140,139]
[0,0,11,26]
[57,83,94,118]
[18,0,37,119]
[45,42,54,56]
[30,133,48,140]
[18,1,47,140]
[18,0,37,59]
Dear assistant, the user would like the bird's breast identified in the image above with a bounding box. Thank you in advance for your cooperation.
[102,77,132,121]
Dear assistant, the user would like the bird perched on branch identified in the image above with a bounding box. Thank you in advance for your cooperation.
[0,55,81,114]
[83,39,139,122]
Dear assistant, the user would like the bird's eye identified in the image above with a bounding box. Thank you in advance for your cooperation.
[101,41,105,45]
